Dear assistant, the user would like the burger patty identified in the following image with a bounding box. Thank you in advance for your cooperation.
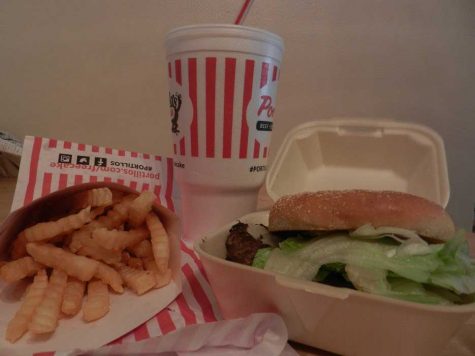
[225,222,270,265]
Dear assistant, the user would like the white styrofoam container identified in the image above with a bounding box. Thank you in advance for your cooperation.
[195,119,475,356]
[266,118,450,207]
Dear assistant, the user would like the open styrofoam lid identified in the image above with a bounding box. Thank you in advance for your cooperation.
[266,118,449,207]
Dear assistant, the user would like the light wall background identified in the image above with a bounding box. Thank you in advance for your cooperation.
[1,0,474,228]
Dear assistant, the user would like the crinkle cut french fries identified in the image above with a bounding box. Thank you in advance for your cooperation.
[0,187,172,343]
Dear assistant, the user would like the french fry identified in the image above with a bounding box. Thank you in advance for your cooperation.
[29,269,68,334]
[92,227,149,251]
[129,239,153,259]
[61,279,86,316]
[90,206,107,220]
[117,264,156,295]
[143,258,157,273]
[121,251,131,264]
[5,270,48,343]
[122,194,138,203]
[26,243,99,282]
[71,230,121,264]
[155,269,172,289]
[73,188,113,210]
[146,213,170,274]
[10,233,28,259]
[126,257,144,270]
[89,195,136,230]
[128,191,156,227]
[89,188,113,207]
[143,258,172,289]
[69,229,90,253]
[47,232,70,245]
[83,281,110,322]
[77,244,121,265]
[0,256,43,283]
[21,206,92,242]
[95,262,124,293]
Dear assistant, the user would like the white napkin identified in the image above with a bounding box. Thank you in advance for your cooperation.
[76,313,297,356]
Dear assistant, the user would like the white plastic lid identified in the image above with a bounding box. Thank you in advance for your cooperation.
[165,24,284,62]
[266,118,450,207]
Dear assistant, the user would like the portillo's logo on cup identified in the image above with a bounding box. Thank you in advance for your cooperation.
[169,92,182,135]
[257,95,275,119]
[246,62,279,158]
[167,56,279,161]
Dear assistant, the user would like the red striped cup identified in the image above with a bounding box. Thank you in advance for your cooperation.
[166,24,284,242]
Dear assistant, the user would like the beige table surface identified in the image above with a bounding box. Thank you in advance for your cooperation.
[1,177,473,356]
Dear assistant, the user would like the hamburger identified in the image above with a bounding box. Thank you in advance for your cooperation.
[225,190,475,305]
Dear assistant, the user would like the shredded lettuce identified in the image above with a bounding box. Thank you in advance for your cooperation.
[346,265,454,304]
[261,230,475,304]
[252,247,273,269]
[350,224,428,246]
[265,234,442,283]
[430,230,475,294]
[279,236,307,252]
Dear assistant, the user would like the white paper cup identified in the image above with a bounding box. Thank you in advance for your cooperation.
[165,24,284,242]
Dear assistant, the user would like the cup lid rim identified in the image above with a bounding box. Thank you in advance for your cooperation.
[165,24,284,50]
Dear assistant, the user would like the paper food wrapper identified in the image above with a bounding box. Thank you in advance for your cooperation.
[0,137,182,354]
[11,136,176,211]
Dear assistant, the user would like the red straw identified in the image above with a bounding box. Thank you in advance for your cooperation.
[234,0,255,25]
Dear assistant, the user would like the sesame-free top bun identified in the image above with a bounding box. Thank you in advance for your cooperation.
[268,190,455,242]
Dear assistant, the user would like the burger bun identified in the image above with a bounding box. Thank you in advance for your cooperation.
[268,190,455,242]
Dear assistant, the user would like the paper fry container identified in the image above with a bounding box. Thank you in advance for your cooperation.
[0,182,181,355]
